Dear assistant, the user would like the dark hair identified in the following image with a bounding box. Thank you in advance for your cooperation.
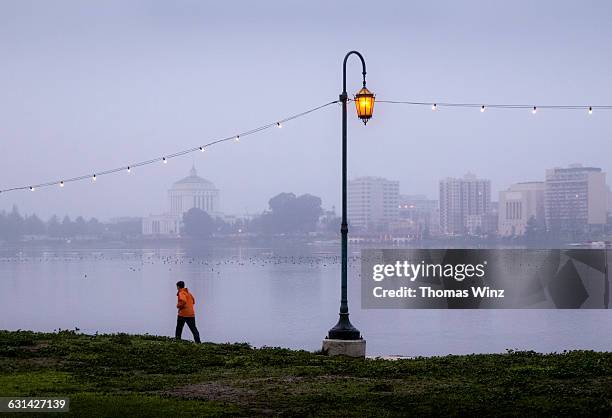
[176,281,185,288]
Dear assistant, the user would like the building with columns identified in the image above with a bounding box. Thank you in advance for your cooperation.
[168,166,220,217]
[142,166,221,236]
[498,182,545,236]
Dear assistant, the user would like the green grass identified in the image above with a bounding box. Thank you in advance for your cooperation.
[0,330,610,416]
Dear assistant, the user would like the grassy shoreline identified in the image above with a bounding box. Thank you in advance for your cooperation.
[1,330,610,416]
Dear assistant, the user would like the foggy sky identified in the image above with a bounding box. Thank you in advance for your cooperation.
[1,0,611,220]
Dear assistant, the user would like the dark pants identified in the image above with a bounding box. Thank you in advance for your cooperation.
[175,316,201,343]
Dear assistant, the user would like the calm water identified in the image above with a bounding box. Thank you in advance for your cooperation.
[1,244,610,356]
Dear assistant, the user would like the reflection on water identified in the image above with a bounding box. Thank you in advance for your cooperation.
[0,245,610,356]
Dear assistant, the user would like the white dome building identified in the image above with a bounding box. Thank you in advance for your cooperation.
[142,166,221,236]
[169,166,220,217]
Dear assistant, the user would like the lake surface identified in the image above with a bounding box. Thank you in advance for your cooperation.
[1,244,610,356]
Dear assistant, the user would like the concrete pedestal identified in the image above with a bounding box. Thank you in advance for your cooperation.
[322,338,366,358]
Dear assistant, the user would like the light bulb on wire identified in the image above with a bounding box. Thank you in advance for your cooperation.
[7,99,612,197]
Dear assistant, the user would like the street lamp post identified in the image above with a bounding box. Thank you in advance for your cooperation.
[604,241,610,309]
[324,51,375,354]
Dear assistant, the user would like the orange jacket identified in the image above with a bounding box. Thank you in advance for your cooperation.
[176,288,196,317]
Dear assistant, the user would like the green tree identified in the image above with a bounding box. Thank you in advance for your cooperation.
[23,214,46,235]
[61,216,74,237]
[47,215,61,237]
[263,192,323,234]
[74,216,87,235]
[87,218,103,235]
[0,211,5,241]
[524,216,545,243]
[182,208,215,238]
[4,205,24,241]
[325,216,341,234]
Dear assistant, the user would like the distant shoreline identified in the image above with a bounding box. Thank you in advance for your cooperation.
[0,235,593,251]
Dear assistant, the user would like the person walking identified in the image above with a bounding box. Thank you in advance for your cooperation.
[175,281,201,343]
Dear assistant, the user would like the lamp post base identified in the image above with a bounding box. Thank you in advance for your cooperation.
[327,313,361,340]
[322,338,366,358]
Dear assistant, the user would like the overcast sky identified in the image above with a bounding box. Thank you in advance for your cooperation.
[1,1,611,220]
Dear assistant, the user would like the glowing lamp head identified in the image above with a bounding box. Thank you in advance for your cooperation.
[354,86,375,124]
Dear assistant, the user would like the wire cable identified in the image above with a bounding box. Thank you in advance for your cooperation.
[0,100,339,194]
[3,97,610,194]
[376,99,612,110]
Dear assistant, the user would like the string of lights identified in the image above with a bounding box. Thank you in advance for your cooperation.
[376,99,612,114]
[3,96,611,195]
[0,100,339,194]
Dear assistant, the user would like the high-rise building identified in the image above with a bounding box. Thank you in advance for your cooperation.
[348,177,399,231]
[498,182,545,236]
[439,173,491,235]
[544,164,607,235]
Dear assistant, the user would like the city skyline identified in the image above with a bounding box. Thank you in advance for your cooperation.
[2,162,608,221]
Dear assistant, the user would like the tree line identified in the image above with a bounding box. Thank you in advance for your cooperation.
[1,191,339,242]
[0,205,105,241]
[182,192,339,238]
